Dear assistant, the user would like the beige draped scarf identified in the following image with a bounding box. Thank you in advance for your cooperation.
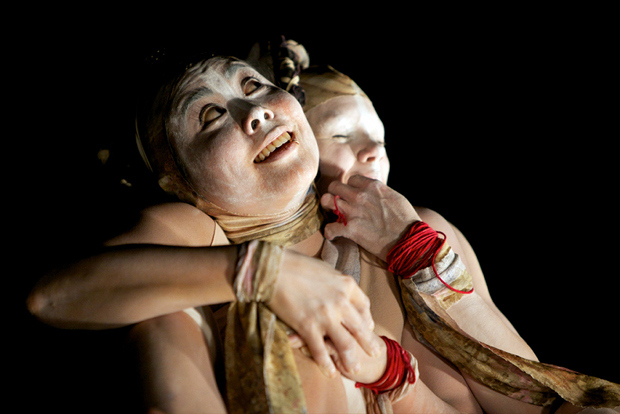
[211,188,322,246]
[225,240,309,414]
[158,173,322,414]
[400,242,620,409]
[137,74,323,412]
[298,63,620,410]
[139,56,619,412]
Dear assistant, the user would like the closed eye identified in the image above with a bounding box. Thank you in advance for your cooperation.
[242,77,265,96]
[200,105,226,129]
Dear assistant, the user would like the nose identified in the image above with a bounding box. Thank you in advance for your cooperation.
[243,105,274,135]
[357,139,385,163]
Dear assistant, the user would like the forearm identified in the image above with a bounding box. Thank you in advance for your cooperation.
[353,334,461,414]
[446,292,537,360]
[401,214,538,360]
[27,244,238,329]
[402,241,537,360]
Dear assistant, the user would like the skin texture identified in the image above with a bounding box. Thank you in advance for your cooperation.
[305,94,390,195]
[307,90,620,413]
[28,58,607,412]
[27,57,397,412]
[166,57,320,215]
[305,93,556,413]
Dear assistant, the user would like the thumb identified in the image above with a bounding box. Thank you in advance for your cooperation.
[324,221,350,241]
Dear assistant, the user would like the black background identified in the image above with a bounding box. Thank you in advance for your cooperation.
[14,9,617,412]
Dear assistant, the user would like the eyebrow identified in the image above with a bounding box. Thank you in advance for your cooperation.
[224,60,247,78]
[179,86,213,117]
[178,61,250,117]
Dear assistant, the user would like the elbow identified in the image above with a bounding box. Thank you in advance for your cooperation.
[26,260,114,330]
[26,271,68,327]
[26,285,54,324]
[26,286,83,329]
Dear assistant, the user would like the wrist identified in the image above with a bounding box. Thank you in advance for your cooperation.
[378,219,422,262]
[233,240,283,304]
[355,336,417,394]
[363,334,389,384]
[266,248,298,310]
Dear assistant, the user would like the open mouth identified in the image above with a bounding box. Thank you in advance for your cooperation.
[254,131,294,163]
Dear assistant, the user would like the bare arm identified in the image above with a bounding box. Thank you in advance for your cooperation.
[322,176,537,360]
[417,207,537,360]
[27,202,239,329]
[27,203,237,329]
[291,330,462,414]
[27,201,380,376]
[28,244,237,329]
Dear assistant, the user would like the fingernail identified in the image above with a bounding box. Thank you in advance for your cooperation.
[288,335,302,348]
[300,346,311,358]
[352,362,361,373]
[324,365,336,378]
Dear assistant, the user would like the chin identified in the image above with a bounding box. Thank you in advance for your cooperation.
[239,159,318,215]
[273,160,318,209]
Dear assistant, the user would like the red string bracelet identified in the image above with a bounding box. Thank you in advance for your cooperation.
[387,221,473,295]
[333,195,347,226]
[355,336,416,395]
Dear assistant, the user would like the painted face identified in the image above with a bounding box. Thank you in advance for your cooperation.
[305,94,389,195]
[166,58,319,215]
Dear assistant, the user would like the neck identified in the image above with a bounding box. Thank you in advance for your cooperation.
[288,230,325,258]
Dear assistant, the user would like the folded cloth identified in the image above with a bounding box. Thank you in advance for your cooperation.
[400,264,620,409]
[225,240,307,414]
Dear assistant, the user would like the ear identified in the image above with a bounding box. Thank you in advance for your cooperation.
[158,174,196,202]
[157,174,177,193]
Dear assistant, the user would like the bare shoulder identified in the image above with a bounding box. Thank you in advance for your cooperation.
[415,207,477,268]
[415,206,492,300]
[415,207,470,247]
[415,206,454,233]
[105,202,217,247]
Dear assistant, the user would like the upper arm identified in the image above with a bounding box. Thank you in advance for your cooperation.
[105,202,218,247]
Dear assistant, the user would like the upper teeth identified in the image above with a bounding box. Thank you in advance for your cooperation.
[254,132,292,163]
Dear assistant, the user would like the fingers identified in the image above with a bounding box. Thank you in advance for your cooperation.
[356,294,376,332]
[321,192,353,240]
[288,333,304,349]
[321,176,378,215]
[326,180,360,202]
[327,175,378,197]
[273,251,379,379]
[330,279,380,365]
[321,191,351,211]
[288,333,313,358]
[301,316,378,376]
[323,325,361,374]
[292,286,379,377]
[323,222,349,241]
[346,174,377,188]
[300,327,338,378]
[341,293,381,357]
[320,192,336,215]
[321,190,351,219]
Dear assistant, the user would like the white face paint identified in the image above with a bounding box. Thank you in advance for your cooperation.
[306,94,389,195]
[167,57,319,215]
